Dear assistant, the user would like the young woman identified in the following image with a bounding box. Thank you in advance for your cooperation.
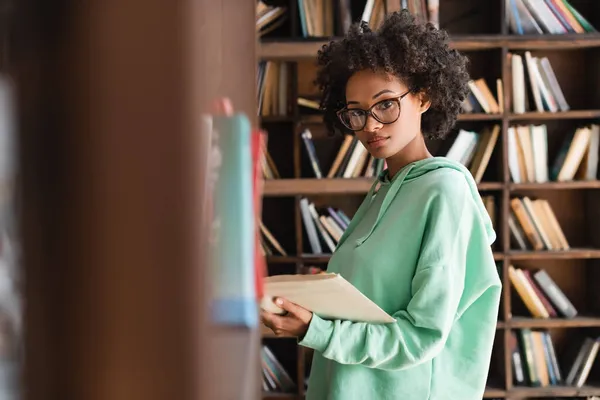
[261,10,501,400]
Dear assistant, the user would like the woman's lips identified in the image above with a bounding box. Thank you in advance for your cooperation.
[367,136,390,149]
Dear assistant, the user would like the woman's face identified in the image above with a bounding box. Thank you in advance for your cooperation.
[342,70,429,159]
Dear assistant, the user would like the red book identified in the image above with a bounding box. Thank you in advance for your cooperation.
[522,269,558,318]
[251,129,268,299]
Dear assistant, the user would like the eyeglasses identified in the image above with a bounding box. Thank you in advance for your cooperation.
[336,89,412,132]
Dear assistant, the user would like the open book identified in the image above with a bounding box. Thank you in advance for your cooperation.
[260,273,395,324]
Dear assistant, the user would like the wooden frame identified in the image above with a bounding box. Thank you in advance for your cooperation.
[8,0,259,399]
[258,1,600,399]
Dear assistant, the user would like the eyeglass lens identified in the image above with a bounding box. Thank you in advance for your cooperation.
[340,99,400,130]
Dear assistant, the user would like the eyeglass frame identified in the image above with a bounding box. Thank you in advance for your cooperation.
[335,88,414,132]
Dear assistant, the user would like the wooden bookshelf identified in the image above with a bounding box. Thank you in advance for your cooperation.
[257,0,600,398]
[260,33,600,58]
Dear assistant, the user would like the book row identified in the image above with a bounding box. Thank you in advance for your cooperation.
[261,344,296,393]
[509,196,568,251]
[261,195,494,257]
[258,49,576,119]
[268,123,599,184]
[263,326,600,394]
[464,52,570,116]
[260,192,590,257]
[507,0,596,35]
[508,123,599,183]
[510,328,599,388]
[508,265,577,319]
[257,0,596,38]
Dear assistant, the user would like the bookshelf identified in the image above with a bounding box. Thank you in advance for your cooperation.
[257,0,600,399]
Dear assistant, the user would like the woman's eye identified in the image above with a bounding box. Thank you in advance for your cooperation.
[348,110,363,117]
[378,101,394,110]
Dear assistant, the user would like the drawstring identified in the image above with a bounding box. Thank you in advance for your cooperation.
[334,176,382,249]
[355,164,415,246]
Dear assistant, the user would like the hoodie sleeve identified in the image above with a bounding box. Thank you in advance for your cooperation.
[298,179,493,370]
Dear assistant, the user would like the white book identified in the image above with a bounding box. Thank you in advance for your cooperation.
[530,125,548,182]
[307,202,336,253]
[524,52,544,113]
[558,127,592,181]
[512,54,526,114]
[343,142,366,178]
[446,129,476,163]
[361,0,376,23]
[261,273,395,324]
[584,124,599,180]
[299,198,322,254]
[507,127,522,183]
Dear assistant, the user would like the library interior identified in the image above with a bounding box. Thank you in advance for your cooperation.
[1,0,600,399]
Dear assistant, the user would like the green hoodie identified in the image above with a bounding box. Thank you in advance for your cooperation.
[299,156,502,400]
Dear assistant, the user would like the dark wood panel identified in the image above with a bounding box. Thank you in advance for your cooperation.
[508,249,600,260]
[509,316,600,328]
[507,110,600,121]
[458,113,503,121]
[264,178,374,196]
[509,386,600,397]
[263,178,504,196]
[510,181,600,190]
[259,35,600,59]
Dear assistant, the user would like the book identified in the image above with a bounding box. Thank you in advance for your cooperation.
[251,128,268,300]
[260,273,395,324]
[210,113,258,327]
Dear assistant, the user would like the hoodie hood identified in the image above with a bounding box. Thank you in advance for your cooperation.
[349,156,495,248]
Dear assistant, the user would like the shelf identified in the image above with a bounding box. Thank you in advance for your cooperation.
[458,113,502,121]
[257,9,600,398]
[269,251,600,263]
[263,110,600,125]
[263,322,505,340]
[266,256,300,263]
[266,255,330,264]
[299,115,323,124]
[262,316,600,336]
[504,33,600,50]
[507,249,600,260]
[264,178,372,196]
[259,34,600,59]
[268,252,504,263]
[508,109,600,120]
[483,387,505,398]
[509,385,600,397]
[298,254,334,263]
[299,113,503,124]
[260,386,600,398]
[261,115,296,123]
[266,254,332,264]
[509,316,600,329]
[478,182,504,190]
[262,393,298,400]
[510,180,600,190]
[263,179,503,196]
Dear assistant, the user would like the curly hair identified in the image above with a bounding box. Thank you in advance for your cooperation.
[315,10,470,139]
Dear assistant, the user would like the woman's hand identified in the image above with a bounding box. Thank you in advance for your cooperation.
[261,297,313,338]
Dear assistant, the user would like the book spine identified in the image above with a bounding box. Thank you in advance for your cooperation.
[211,114,257,327]
[533,269,578,318]
[301,129,322,178]
[300,197,322,254]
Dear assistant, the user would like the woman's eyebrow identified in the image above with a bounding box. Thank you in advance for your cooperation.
[347,89,399,105]
[372,89,397,99]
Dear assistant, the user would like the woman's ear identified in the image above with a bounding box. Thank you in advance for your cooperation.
[418,91,431,114]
